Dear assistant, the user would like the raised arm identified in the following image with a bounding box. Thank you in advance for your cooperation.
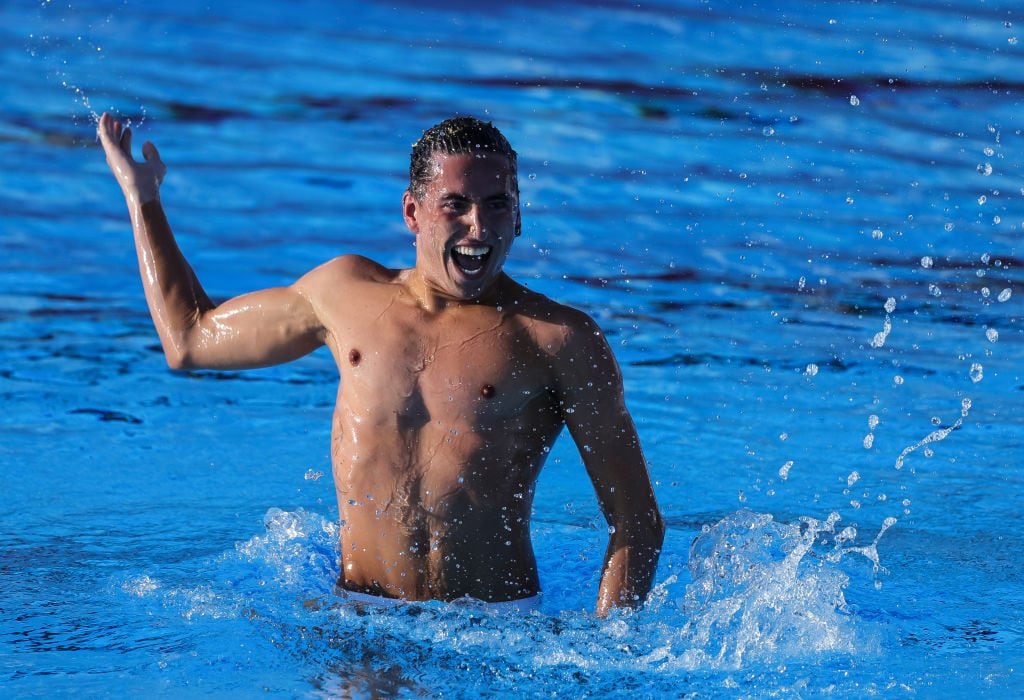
[556,313,665,617]
[97,113,323,370]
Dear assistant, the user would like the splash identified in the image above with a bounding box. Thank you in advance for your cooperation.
[894,397,972,470]
[27,2,146,128]
[870,296,897,348]
[665,509,886,669]
[109,507,890,696]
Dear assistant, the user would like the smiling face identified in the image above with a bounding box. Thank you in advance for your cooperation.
[402,151,520,304]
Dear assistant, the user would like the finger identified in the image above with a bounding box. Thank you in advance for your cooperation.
[97,112,118,145]
[120,127,133,156]
[142,141,161,163]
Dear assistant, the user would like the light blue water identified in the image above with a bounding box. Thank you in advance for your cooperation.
[3,0,1023,696]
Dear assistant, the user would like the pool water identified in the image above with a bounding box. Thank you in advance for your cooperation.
[3,0,1023,696]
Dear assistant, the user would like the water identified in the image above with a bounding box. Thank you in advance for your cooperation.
[3,0,1023,696]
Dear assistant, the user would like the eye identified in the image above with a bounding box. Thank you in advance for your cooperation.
[441,199,469,214]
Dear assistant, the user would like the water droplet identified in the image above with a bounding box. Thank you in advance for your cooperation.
[849,95,860,106]
[920,256,933,269]
[978,163,993,176]
[779,461,793,480]
[970,363,984,383]
[986,328,999,342]
[997,288,1012,302]
[863,434,875,449]
[804,364,819,376]
[871,228,884,240]
[884,297,897,313]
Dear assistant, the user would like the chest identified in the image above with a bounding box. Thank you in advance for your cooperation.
[330,302,556,423]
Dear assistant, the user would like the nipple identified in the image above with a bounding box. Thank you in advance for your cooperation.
[480,384,496,399]
[348,349,362,366]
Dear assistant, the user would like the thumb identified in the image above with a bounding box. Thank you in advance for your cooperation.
[142,141,161,163]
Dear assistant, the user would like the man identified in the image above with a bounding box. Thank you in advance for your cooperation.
[97,112,664,615]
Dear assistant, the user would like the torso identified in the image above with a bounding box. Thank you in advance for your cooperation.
[305,255,576,602]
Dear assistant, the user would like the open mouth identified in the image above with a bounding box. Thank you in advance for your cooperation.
[451,244,493,277]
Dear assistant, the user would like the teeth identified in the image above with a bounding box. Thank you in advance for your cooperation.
[453,245,490,257]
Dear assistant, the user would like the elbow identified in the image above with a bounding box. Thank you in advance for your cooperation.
[159,326,201,370]
[650,510,666,552]
[164,354,187,371]
[613,508,665,552]
[161,341,196,371]
[164,352,190,371]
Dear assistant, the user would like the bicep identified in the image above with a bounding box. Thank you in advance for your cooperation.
[183,284,324,370]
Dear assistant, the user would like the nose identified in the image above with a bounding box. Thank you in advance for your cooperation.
[465,206,485,238]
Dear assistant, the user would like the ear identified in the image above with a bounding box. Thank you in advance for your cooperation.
[514,189,522,237]
[402,190,420,234]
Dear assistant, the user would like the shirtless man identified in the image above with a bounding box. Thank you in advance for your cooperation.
[97,112,664,615]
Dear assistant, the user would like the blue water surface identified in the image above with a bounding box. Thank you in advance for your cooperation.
[3,0,1023,697]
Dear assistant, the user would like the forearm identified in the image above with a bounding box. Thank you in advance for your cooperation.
[595,514,665,617]
[129,198,213,368]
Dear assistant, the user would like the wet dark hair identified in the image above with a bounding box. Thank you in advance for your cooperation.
[408,116,518,200]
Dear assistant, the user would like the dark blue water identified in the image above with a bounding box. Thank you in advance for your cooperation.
[3,0,1023,696]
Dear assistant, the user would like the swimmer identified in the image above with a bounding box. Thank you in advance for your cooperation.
[97,112,664,616]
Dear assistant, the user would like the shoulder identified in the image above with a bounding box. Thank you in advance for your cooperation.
[307,253,396,282]
[502,278,608,355]
[296,254,400,293]
[506,283,624,402]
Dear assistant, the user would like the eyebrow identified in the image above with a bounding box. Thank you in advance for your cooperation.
[439,192,514,203]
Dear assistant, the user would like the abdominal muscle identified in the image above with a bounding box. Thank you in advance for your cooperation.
[330,413,549,603]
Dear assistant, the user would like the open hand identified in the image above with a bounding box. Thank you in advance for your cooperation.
[97,112,166,205]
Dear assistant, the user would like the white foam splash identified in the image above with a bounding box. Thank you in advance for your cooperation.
[665,509,886,669]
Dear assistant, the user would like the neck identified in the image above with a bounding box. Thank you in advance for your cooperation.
[403,270,506,313]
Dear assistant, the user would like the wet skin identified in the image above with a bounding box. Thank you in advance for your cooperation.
[97,113,664,613]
